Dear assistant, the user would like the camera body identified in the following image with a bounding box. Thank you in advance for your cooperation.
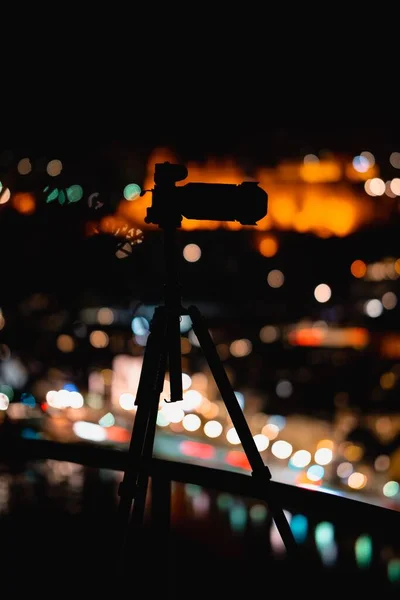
[145,162,268,228]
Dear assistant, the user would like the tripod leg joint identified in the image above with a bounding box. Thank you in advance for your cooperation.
[251,465,272,481]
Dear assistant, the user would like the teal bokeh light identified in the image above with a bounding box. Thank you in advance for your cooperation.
[290,514,308,543]
[66,185,83,203]
[123,183,141,201]
[388,558,400,583]
[355,535,373,568]
[229,502,247,533]
[383,481,399,498]
[315,521,334,549]
[46,188,59,203]
[217,493,234,511]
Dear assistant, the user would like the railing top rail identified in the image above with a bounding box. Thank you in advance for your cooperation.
[0,437,398,532]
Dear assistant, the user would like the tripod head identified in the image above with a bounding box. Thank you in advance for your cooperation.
[142,162,269,403]
[144,162,268,229]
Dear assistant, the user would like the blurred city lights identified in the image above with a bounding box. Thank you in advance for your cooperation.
[156,411,169,427]
[307,465,324,481]
[268,415,286,430]
[337,462,353,478]
[290,514,308,543]
[131,317,149,335]
[276,379,293,398]
[253,434,269,451]
[17,158,32,175]
[97,308,114,325]
[0,393,9,411]
[388,559,400,583]
[314,284,331,303]
[352,156,369,173]
[315,521,334,548]
[204,420,223,438]
[364,299,383,318]
[314,448,333,465]
[90,331,109,348]
[385,181,397,198]
[366,178,385,196]
[98,412,115,427]
[390,178,400,196]
[181,390,202,411]
[73,421,107,442]
[355,535,373,569]
[229,502,248,533]
[226,427,241,445]
[374,455,390,471]
[179,315,192,333]
[183,413,202,432]
[46,160,63,176]
[351,260,367,278]
[259,325,279,343]
[258,235,278,257]
[303,154,319,164]
[249,504,267,524]
[383,481,399,498]
[261,423,279,440]
[380,372,396,390]
[162,405,184,423]
[123,184,141,201]
[66,185,84,203]
[230,339,252,357]
[12,193,35,214]
[382,291,397,310]
[181,373,192,391]
[119,393,136,410]
[360,151,375,167]
[389,152,400,169]
[271,440,292,459]
[267,269,284,288]
[183,244,201,262]
[290,450,312,468]
[0,186,10,204]
[57,335,75,352]
[348,472,367,489]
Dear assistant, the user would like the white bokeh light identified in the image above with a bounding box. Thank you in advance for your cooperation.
[364,299,383,318]
[119,393,136,410]
[226,427,241,445]
[181,389,202,411]
[182,413,201,432]
[291,450,312,468]
[253,434,270,451]
[314,448,333,465]
[314,284,331,303]
[271,440,293,459]
[204,420,223,438]
[0,393,9,411]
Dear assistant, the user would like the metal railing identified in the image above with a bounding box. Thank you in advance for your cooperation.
[0,437,399,589]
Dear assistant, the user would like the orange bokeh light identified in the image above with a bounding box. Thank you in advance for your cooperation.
[12,192,36,215]
[258,235,278,257]
[351,259,367,278]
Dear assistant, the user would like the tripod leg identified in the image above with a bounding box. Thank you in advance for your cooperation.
[127,341,168,533]
[189,305,297,554]
[117,307,168,554]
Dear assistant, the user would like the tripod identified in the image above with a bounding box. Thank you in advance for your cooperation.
[117,223,297,570]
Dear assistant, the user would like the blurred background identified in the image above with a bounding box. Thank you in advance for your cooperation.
[1,122,400,592]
